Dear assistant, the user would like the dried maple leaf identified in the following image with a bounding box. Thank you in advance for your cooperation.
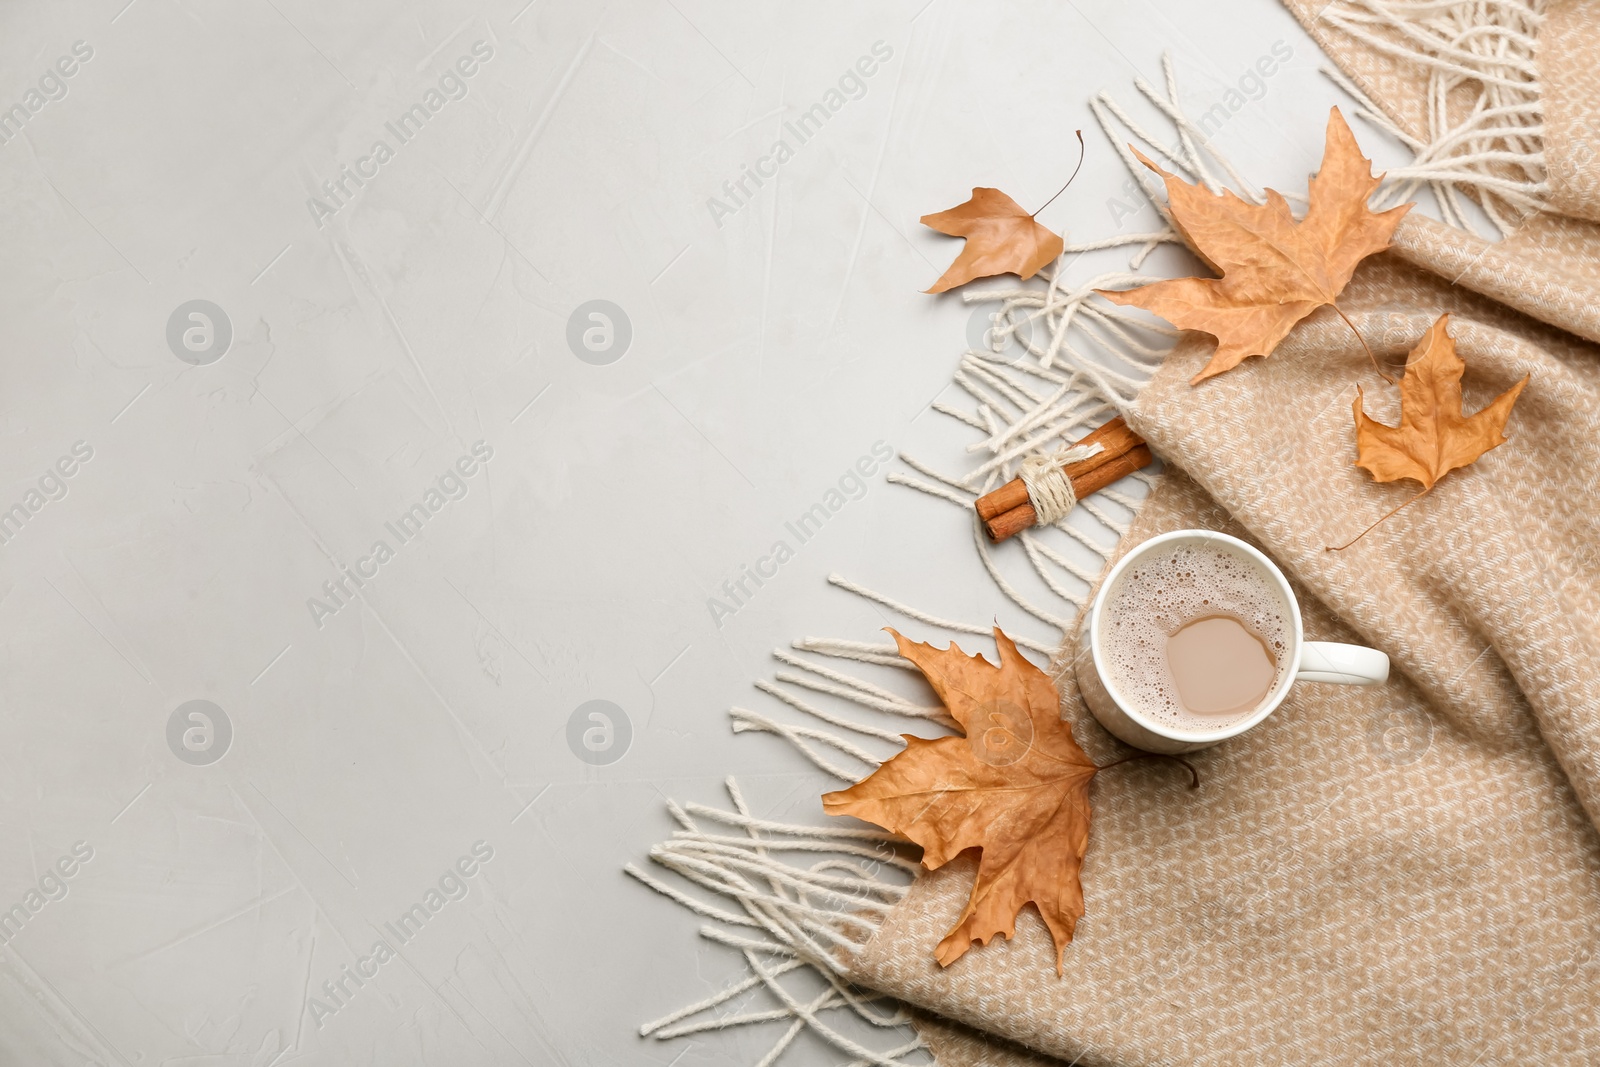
[1331,313,1528,549]
[1097,107,1411,384]
[822,626,1096,974]
[920,189,1064,294]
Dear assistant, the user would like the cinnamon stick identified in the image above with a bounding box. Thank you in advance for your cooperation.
[982,444,1153,542]
[974,417,1145,521]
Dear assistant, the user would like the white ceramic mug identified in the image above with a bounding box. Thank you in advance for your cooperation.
[1074,529,1390,754]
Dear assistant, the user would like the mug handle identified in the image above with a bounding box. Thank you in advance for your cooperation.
[1297,641,1390,685]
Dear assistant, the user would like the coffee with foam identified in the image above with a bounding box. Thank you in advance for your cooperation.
[1101,540,1290,731]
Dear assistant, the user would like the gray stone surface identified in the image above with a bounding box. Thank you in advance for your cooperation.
[0,1,1379,1062]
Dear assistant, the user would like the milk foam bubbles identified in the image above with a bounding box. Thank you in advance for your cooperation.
[1102,541,1290,730]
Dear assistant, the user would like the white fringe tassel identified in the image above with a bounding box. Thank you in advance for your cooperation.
[628,774,928,1067]
[1316,0,1547,236]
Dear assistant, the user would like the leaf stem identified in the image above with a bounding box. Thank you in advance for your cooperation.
[1331,303,1393,384]
[1326,484,1432,551]
[1032,130,1086,219]
[1095,751,1200,789]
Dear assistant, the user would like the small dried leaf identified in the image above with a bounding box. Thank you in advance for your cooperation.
[920,189,1064,294]
[1354,314,1528,490]
[822,627,1095,974]
[1097,107,1410,383]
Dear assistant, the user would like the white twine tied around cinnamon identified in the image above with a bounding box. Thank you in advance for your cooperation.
[1018,442,1105,525]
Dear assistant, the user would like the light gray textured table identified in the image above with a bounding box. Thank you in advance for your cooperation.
[0,2,1410,1063]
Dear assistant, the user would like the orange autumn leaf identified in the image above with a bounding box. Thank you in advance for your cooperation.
[920,188,1064,294]
[1354,314,1527,488]
[822,626,1096,974]
[1097,107,1411,384]
[1332,314,1528,549]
